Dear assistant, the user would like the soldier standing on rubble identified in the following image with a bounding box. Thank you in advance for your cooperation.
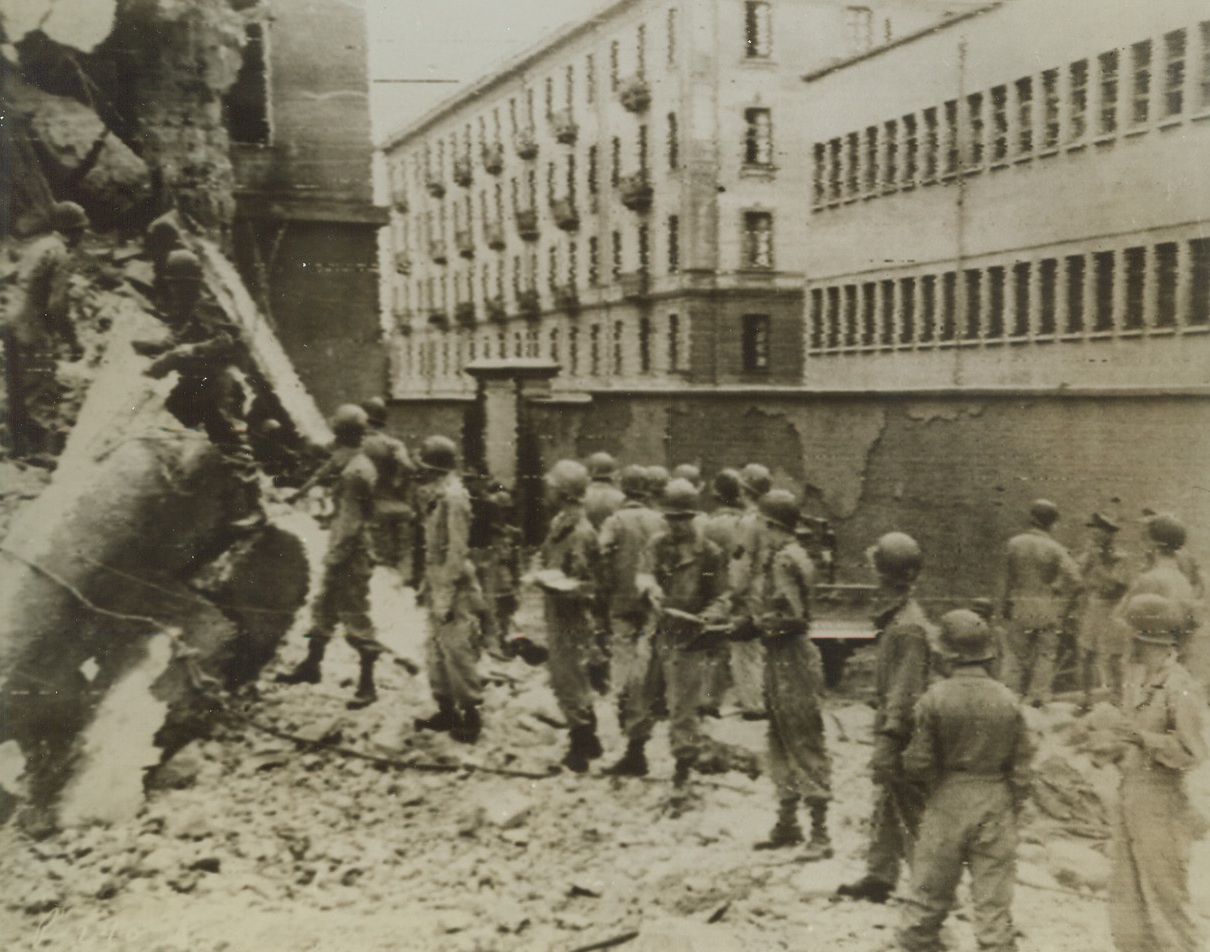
[698,468,746,716]
[598,464,667,774]
[584,451,625,530]
[838,532,935,903]
[2,201,87,461]
[467,475,521,656]
[747,489,832,858]
[359,397,416,581]
[276,404,385,709]
[538,459,603,772]
[898,609,1035,952]
[412,436,484,744]
[1076,512,1130,710]
[728,462,774,719]
[999,499,1083,706]
[1106,593,1208,952]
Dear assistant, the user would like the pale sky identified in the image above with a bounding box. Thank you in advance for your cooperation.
[366,0,605,142]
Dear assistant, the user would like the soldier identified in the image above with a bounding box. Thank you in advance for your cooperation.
[584,451,625,530]
[467,472,521,655]
[599,464,666,770]
[288,403,373,508]
[898,610,1035,952]
[360,396,417,580]
[538,459,603,772]
[1076,512,1130,709]
[412,436,483,744]
[1105,593,1208,952]
[644,464,671,501]
[999,499,1082,706]
[276,404,384,709]
[697,468,746,715]
[839,532,935,903]
[747,490,832,858]
[671,463,704,491]
[1140,509,1204,598]
[606,479,730,788]
[728,462,775,719]
[2,200,87,460]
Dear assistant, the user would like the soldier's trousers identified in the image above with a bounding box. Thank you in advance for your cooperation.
[621,627,704,761]
[866,775,924,887]
[730,638,765,714]
[611,614,651,727]
[544,595,596,728]
[1004,622,1059,703]
[311,549,381,659]
[1110,773,1203,952]
[3,338,61,457]
[899,778,1018,952]
[426,590,483,706]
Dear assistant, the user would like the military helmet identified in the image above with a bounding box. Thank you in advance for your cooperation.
[969,597,996,621]
[939,609,995,663]
[1029,498,1060,529]
[587,451,617,480]
[760,489,799,533]
[662,478,701,518]
[619,464,648,498]
[672,463,702,488]
[545,459,589,499]
[870,531,923,583]
[361,432,396,468]
[418,435,458,473]
[644,465,670,497]
[162,249,204,284]
[1145,512,1187,551]
[330,404,369,443]
[51,200,89,232]
[361,396,387,427]
[739,462,772,497]
[1123,593,1184,644]
[712,467,742,506]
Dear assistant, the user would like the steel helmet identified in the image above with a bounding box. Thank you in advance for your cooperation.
[644,465,670,497]
[361,432,396,468]
[969,597,996,621]
[361,396,387,428]
[739,462,772,497]
[619,464,648,498]
[51,200,89,232]
[162,249,204,284]
[662,478,701,518]
[1123,593,1184,644]
[330,404,368,443]
[1145,513,1187,551]
[760,489,799,533]
[545,459,589,499]
[870,532,923,583]
[586,451,617,480]
[418,435,458,473]
[1029,498,1060,529]
[939,609,995,663]
[712,468,742,507]
[672,463,702,488]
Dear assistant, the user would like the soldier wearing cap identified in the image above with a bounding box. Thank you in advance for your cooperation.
[839,531,936,903]
[539,459,604,772]
[727,462,775,719]
[898,610,1035,952]
[1076,512,1130,709]
[999,499,1083,706]
[584,451,625,530]
[746,489,832,858]
[2,201,88,459]
[603,479,729,788]
[412,435,484,743]
[1106,594,1208,952]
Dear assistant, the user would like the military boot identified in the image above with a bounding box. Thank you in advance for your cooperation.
[582,710,603,761]
[450,704,482,744]
[561,721,601,773]
[836,874,894,903]
[802,799,833,860]
[414,695,461,733]
[346,655,378,710]
[672,756,693,789]
[754,798,804,850]
[603,738,648,777]
[275,635,327,684]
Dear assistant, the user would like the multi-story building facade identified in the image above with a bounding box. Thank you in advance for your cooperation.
[381,0,984,401]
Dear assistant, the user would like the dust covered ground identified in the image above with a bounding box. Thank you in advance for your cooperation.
[2,511,1208,952]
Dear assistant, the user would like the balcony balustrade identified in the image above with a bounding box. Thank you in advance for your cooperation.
[454,301,476,326]
[619,76,651,113]
[619,172,653,213]
[515,208,540,242]
[514,127,538,160]
[482,142,504,175]
[550,108,579,145]
[484,220,506,251]
[453,156,473,187]
[551,197,580,232]
[455,229,475,259]
[619,270,650,300]
[516,287,541,319]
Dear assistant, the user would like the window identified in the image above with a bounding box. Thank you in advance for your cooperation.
[547,244,558,289]
[549,326,560,363]
[639,316,652,372]
[990,85,1008,161]
[1038,259,1057,335]
[638,223,650,273]
[638,123,649,171]
[589,322,601,375]
[1164,30,1186,117]
[809,289,824,350]
[987,266,1005,338]
[883,119,898,186]
[568,325,579,373]
[742,212,773,269]
[943,100,959,174]
[1099,50,1119,135]
[964,269,982,339]
[965,93,984,168]
[1189,238,1210,325]
[588,235,600,284]
[844,6,873,56]
[667,215,679,272]
[941,272,957,341]
[667,8,678,67]
[846,132,860,196]
[1042,69,1060,150]
[812,144,827,205]
[1131,40,1152,126]
[1012,262,1031,336]
[611,230,622,280]
[565,65,574,108]
[741,314,771,371]
[613,319,624,374]
[744,2,772,58]
[920,275,936,343]
[1069,61,1088,141]
[1015,78,1033,155]
[828,138,842,201]
[1065,255,1085,332]
[667,112,679,169]
[1123,246,1146,329]
[610,137,621,187]
[899,278,915,343]
[861,281,877,345]
[899,116,917,187]
[587,54,596,104]
[922,108,938,181]
[826,287,841,348]
[864,125,879,191]
[610,40,620,91]
[668,313,682,370]
[588,145,599,196]
[636,23,647,79]
[878,280,894,346]
[1155,243,1177,327]
[744,108,773,165]
[544,77,554,117]
[1093,251,1114,331]
[843,285,858,346]
[225,23,271,145]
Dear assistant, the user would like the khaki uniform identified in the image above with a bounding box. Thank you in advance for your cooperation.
[1000,527,1082,703]
[421,471,482,706]
[899,668,1034,952]
[2,233,79,456]
[866,595,936,888]
[727,506,768,714]
[1110,654,1208,952]
[755,538,830,804]
[541,503,600,728]
[584,480,625,531]
[1119,556,1209,690]
[363,430,415,577]
[1077,543,1131,657]
[699,504,745,708]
